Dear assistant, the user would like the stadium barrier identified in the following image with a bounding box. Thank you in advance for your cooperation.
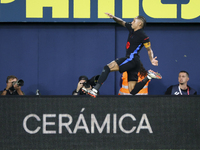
[0,95,199,149]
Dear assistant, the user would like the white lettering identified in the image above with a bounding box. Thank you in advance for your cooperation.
[59,114,73,134]
[23,114,41,134]
[73,114,90,133]
[23,113,153,134]
[91,114,110,133]
[119,113,136,134]
[43,114,56,134]
[136,114,153,133]
[113,114,117,133]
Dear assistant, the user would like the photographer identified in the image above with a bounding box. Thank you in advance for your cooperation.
[72,76,90,95]
[0,75,24,95]
[72,75,99,96]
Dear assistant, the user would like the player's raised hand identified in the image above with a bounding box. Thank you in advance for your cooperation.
[105,12,114,18]
[151,56,158,66]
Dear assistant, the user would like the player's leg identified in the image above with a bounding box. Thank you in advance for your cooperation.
[129,78,149,95]
[94,60,119,91]
[126,63,141,94]
[82,60,120,98]
[130,69,162,95]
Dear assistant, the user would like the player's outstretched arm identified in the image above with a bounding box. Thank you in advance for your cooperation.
[105,12,126,27]
[146,46,158,66]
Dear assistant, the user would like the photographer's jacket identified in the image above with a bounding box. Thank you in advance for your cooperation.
[0,89,22,95]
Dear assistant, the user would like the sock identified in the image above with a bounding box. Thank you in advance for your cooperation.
[94,65,110,91]
[130,77,149,95]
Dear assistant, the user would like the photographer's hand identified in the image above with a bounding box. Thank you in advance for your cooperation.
[73,80,85,95]
[14,85,24,95]
[6,81,12,90]
[1,82,11,95]
[86,85,92,90]
[77,80,85,92]
[6,78,16,90]
[1,80,14,95]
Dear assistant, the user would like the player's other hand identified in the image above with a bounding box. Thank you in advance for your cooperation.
[151,56,158,66]
[105,12,114,18]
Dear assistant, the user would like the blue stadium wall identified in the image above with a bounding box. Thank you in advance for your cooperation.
[0,23,200,95]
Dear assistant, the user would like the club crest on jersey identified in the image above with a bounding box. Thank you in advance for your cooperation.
[126,42,130,49]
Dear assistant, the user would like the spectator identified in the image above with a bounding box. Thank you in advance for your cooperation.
[0,75,24,95]
[165,71,197,95]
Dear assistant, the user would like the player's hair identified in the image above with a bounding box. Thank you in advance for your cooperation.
[137,16,146,28]
[179,71,189,77]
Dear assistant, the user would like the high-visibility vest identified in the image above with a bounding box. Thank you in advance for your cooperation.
[118,72,150,95]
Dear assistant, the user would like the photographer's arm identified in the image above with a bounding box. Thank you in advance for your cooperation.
[16,88,24,95]
[1,89,8,95]
[72,89,79,95]
[14,85,24,95]
[72,80,85,95]
[1,82,12,95]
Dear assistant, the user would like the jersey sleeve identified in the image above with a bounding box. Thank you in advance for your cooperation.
[143,36,151,48]
[125,22,132,32]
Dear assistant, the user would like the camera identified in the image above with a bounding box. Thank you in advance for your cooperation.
[80,75,99,88]
[12,79,24,86]
[9,79,24,91]
[82,82,91,88]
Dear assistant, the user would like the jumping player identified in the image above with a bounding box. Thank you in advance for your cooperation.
[82,13,162,97]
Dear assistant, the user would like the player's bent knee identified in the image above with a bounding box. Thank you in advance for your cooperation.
[104,65,110,73]
[108,61,119,71]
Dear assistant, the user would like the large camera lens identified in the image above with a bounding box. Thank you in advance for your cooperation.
[17,79,24,86]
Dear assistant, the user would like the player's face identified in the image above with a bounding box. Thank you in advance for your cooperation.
[178,72,189,84]
[131,17,142,29]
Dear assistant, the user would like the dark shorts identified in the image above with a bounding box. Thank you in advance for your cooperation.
[115,56,141,81]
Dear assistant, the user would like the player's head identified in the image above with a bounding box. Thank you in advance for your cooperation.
[137,16,146,28]
[131,16,146,30]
